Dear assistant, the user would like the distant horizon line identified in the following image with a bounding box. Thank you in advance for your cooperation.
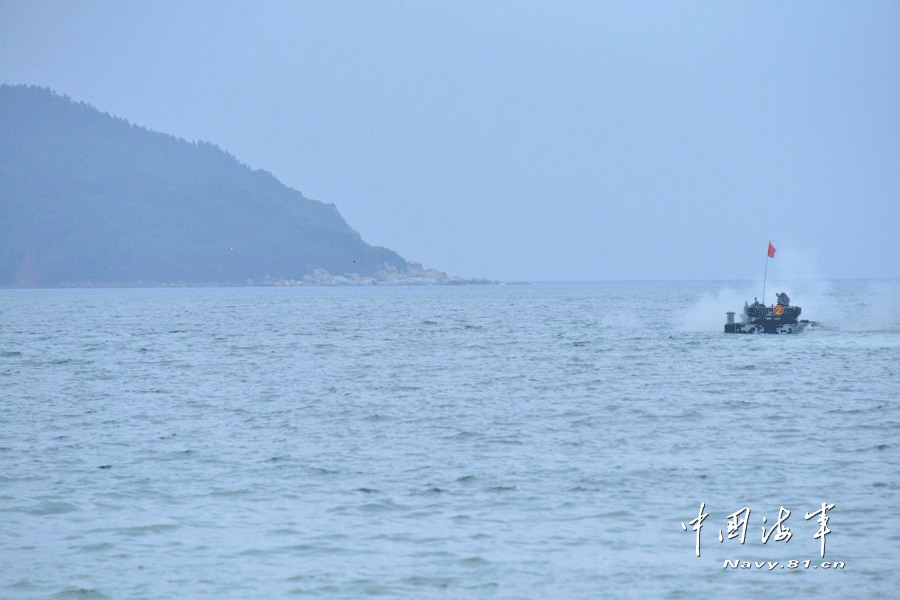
[516,277,898,283]
[1,277,896,291]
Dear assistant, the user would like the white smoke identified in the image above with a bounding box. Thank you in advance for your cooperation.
[678,286,756,332]
[678,245,900,332]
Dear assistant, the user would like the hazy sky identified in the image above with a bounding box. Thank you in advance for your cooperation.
[1,1,898,280]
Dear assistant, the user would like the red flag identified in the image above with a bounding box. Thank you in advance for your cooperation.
[768,242,776,258]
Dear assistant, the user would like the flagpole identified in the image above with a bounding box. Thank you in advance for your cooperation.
[762,241,769,303]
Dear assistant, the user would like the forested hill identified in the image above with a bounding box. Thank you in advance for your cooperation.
[0,85,410,286]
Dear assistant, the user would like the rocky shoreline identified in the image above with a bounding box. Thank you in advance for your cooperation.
[266,262,495,286]
[45,263,496,288]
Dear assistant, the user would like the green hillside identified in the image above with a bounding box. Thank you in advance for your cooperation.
[0,85,408,286]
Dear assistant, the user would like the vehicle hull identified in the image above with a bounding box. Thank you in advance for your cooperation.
[724,320,817,334]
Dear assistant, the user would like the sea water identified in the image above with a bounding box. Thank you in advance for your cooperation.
[1,281,898,598]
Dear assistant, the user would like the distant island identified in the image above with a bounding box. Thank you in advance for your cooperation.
[0,85,489,287]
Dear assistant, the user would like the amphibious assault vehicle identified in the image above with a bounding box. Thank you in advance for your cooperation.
[725,292,818,334]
